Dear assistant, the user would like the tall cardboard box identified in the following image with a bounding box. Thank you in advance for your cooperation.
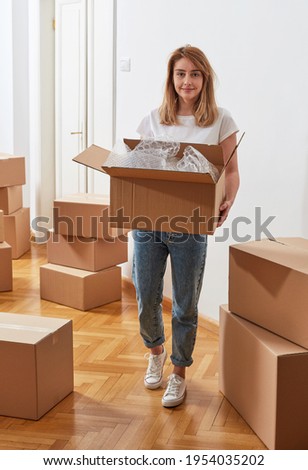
[229,237,308,349]
[219,305,308,450]
[0,185,23,214]
[0,154,26,187]
[47,231,128,271]
[0,312,73,420]
[73,140,229,234]
[0,242,12,292]
[53,193,128,240]
[3,207,31,259]
[40,263,122,311]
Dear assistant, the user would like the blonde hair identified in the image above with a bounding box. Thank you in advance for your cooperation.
[159,45,218,127]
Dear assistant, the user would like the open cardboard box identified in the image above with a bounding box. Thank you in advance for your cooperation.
[73,138,240,234]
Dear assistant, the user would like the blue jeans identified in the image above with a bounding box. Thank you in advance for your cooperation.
[132,230,208,367]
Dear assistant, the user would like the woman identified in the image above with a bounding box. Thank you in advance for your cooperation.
[132,45,240,407]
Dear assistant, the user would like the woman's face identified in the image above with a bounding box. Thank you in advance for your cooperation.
[173,57,204,105]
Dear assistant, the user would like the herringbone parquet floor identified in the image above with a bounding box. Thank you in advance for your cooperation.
[0,243,266,450]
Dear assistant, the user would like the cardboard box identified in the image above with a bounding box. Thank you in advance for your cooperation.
[0,185,23,214]
[219,305,308,449]
[0,242,12,292]
[47,231,128,271]
[73,140,230,234]
[0,312,73,420]
[3,207,31,259]
[229,237,308,348]
[40,263,122,311]
[53,193,128,240]
[0,153,26,187]
[0,210,4,243]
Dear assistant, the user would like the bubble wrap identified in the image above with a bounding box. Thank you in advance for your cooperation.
[104,140,132,168]
[176,145,220,182]
[104,137,180,170]
[104,139,220,181]
[130,137,180,169]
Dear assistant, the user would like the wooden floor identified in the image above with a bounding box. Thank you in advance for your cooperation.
[0,243,266,450]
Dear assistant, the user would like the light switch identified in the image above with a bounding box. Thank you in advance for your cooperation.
[119,57,131,72]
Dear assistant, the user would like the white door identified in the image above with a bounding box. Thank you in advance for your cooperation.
[55,0,87,198]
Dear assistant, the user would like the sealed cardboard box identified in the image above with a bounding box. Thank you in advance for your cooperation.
[229,237,308,348]
[3,207,31,259]
[40,263,122,311]
[0,312,73,420]
[47,231,128,271]
[0,154,26,187]
[0,242,12,292]
[219,305,308,450]
[73,140,231,234]
[0,185,23,214]
[53,193,128,240]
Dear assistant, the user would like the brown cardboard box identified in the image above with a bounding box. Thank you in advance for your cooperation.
[0,210,4,243]
[53,193,128,240]
[73,140,229,234]
[0,312,73,420]
[229,237,308,349]
[3,207,31,259]
[47,231,128,271]
[0,154,26,187]
[40,263,122,311]
[219,305,308,450]
[0,185,23,214]
[0,242,12,292]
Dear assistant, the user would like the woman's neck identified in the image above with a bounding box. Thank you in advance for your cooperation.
[177,99,194,116]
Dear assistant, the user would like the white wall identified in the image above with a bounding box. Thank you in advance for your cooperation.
[0,0,39,217]
[88,0,115,195]
[12,0,31,209]
[39,0,55,225]
[0,0,14,154]
[116,0,308,321]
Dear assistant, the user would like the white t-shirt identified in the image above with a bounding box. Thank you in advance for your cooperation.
[136,107,239,145]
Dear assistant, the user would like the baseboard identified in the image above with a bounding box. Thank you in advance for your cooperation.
[122,276,219,336]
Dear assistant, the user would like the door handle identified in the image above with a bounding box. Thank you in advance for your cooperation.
[70,131,83,135]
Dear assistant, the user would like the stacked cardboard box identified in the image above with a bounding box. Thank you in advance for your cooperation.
[40,193,128,311]
[0,210,12,291]
[0,153,30,259]
[0,312,73,420]
[219,237,308,449]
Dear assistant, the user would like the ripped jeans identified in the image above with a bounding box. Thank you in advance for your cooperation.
[132,230,208,367]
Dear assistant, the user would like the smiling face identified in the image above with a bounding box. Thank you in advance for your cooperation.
[173,57,204,111]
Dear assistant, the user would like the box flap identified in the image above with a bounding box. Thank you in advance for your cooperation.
[231,237,308,274]
[73,144,110,173]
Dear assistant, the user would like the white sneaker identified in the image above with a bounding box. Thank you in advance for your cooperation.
[162,373,186,407]
[144,347,167,389]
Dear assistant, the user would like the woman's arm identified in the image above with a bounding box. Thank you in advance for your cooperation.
[217,132,240,227]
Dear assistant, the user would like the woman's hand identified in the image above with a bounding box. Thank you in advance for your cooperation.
[217,199,233,227]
